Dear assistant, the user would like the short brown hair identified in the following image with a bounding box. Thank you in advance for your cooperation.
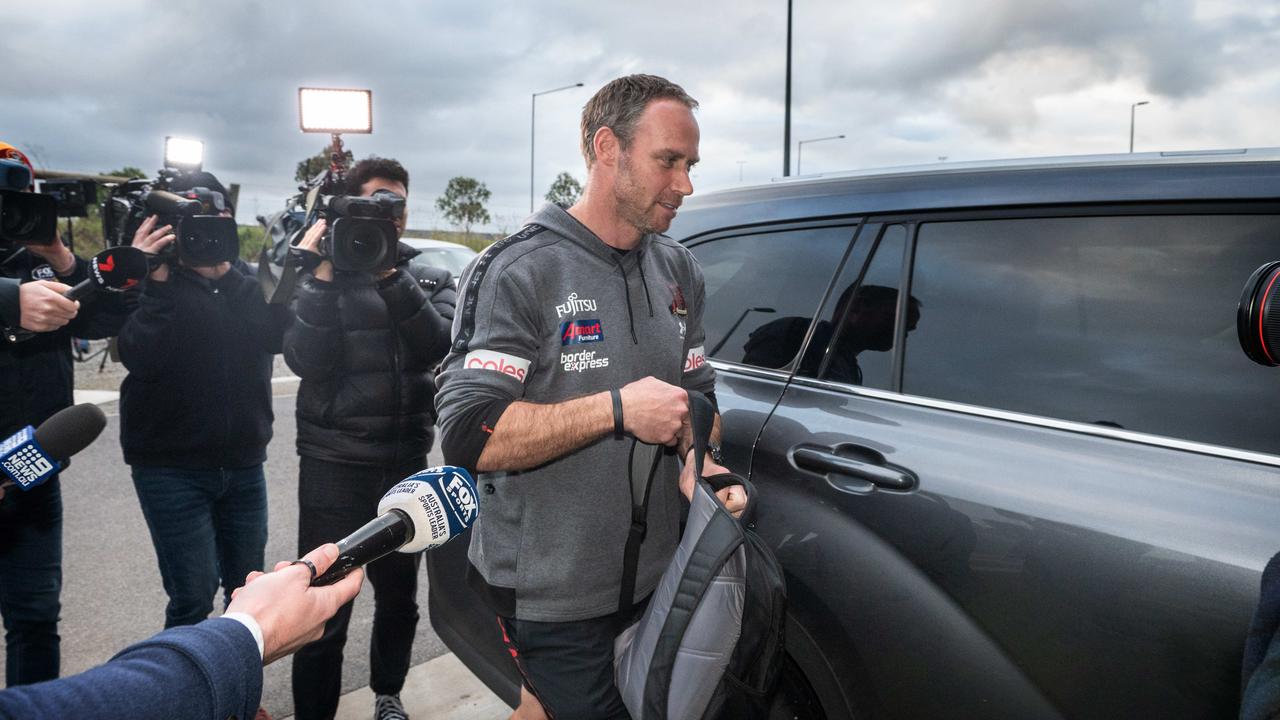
[580,74,698,168]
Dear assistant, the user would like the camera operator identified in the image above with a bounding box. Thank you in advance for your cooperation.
[0,141,128,687]
[283,157,455,720]
[116,170,289,634]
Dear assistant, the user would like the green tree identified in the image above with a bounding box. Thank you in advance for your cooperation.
[544,171,583,207]
[435,176,492,238]
[103,166,146,179]
[295,145,353,184]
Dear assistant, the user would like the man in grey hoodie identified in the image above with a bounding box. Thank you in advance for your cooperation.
[435,74,744,720]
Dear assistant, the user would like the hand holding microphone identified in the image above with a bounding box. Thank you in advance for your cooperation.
[310,466,479,586]
[10,246,148,340]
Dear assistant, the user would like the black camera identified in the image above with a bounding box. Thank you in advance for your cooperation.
[313,189,403,274]
[103,172,238,267]
[0,158,58,247]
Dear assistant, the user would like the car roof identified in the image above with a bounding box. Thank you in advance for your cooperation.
[673,147,1280,239]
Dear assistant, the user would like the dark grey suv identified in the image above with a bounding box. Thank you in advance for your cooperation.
[428,149,1280,719]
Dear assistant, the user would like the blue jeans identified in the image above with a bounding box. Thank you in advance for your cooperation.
[0,477,62,686]
[130,465,268,629]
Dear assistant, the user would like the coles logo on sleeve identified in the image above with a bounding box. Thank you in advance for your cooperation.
[560,319,604,346]
[464,349,531,382]
[684,346,706,373]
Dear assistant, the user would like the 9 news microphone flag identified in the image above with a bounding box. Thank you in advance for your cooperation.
[0,404,107,490]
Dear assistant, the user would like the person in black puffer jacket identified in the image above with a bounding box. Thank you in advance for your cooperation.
[284,157,456,720]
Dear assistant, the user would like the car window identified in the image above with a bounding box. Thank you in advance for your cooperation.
[795,224,910,390]
[903,213,1280,454]
[689,226,854,368]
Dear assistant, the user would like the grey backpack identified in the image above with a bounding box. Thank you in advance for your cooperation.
[614,392,787,720]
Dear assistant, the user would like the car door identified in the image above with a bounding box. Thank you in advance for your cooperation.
[751,209,1280,719]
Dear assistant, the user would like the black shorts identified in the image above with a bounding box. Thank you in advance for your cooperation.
[497,599,649,720]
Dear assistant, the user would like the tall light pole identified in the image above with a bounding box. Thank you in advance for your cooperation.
[737,160,747,182]
[531,82,584,212]
[783,0,793,177]
[1129,100,1149,153]
[797,134,845,175]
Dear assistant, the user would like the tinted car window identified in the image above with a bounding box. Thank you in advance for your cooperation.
[903,213,1280,454]
[796,224,911,390]
[690,226,854,368]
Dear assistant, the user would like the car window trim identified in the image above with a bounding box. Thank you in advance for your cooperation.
[773,368,1280,469]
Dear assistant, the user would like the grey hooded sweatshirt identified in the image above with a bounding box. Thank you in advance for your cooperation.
[435,203,716,622]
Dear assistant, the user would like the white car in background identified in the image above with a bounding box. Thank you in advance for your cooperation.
[402,237,477,279]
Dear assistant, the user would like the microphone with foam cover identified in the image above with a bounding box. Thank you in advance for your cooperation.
[0,404,107,490]
[64,246,149,301]
[311,466,478,586]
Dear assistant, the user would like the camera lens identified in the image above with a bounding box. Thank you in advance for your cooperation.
[1238,261,1280,366]
[345,224,385,265]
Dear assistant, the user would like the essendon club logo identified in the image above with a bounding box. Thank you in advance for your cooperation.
[560,319,604,346]
[684,346,706,373]
[669,284,688,317]
[464,349,531,382]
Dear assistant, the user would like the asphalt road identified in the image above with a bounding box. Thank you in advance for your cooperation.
[0,385,451,718]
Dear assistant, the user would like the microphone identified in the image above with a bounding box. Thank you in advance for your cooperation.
[64,246,150,301]
[0,403,108,491]
[312,465,479,586]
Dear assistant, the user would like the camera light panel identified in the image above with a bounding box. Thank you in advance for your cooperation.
[164,136,204,170]
[298,88,373,134]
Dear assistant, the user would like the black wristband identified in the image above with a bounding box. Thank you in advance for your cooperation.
[611,388,624,439]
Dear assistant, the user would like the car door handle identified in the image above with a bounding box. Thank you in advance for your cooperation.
[791,446,917,492]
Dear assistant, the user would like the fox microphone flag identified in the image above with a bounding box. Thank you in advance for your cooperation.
[0,404,108,490]
[312,465,478,586]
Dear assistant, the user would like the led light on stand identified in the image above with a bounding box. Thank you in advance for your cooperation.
[164,137,204,170]
[298,88,373,134]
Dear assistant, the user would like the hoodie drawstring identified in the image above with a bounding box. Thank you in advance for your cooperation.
[614,254,639,344]
[637,250,654,318]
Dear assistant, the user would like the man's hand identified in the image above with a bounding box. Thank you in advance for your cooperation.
[18,280,78,331]
[296,219,334,282]
[226,543,363,665]
[23,235,76,276]
[131,215,175,282]
[189,262,230,280]
[680,448,747,518]
[619,376,689,446]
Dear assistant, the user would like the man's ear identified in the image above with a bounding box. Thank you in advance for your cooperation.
[593,126,620,168]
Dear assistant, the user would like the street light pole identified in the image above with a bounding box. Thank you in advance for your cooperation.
[797,134,845,175]
[783,0,793,177]
[531,82,584,213]
[1129,100,1149,153]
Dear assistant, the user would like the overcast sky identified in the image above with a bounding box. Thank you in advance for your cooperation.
[3,0,1277,233]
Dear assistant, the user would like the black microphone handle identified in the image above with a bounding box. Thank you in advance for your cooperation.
[311,509,413,586]
[63,278,95,302]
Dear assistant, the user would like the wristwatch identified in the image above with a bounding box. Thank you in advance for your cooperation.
[706,442,724,465]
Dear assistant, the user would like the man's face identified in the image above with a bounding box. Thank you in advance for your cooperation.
[611,99,700,235]
[359,176,409,238]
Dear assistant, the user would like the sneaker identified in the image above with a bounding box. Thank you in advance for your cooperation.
[374,693,409,720]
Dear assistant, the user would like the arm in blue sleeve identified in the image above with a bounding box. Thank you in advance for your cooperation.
[0,617,262,720]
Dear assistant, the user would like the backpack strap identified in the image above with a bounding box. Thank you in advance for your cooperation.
[619,439,663,615]
[689,392,758,521]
